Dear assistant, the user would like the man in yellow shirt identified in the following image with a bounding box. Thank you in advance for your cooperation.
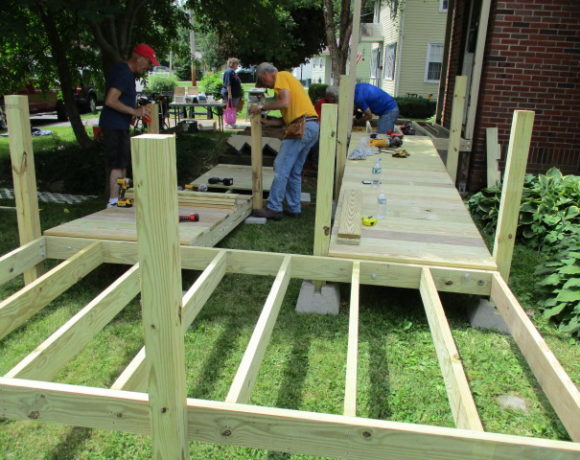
[249,62,319,220]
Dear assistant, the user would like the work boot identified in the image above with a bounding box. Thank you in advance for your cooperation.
[283,209,301,218]
[253,207,282,220]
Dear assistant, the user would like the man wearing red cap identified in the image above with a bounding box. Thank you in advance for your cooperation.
[99,43,160,207]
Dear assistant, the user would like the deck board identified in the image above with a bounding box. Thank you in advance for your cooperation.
[329,135,496,270]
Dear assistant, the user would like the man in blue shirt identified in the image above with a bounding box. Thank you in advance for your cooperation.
[354,83,399,134]
[99,43,159,207]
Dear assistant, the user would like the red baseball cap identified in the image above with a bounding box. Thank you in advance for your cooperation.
[133,43,160,66]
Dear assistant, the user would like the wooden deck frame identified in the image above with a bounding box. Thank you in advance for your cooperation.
[1,133,579,457]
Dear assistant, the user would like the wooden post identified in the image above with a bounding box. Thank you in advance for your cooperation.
[251,113,263,210]
[486,127,501,187]
[130,134,188,459]
[446,76,467,183]
[335,75,351,199]
[344,261,360,417]
[493,110,534,280]
[147,103,160,134]
[4,95,42,284]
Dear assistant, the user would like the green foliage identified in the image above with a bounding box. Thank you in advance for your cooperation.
[308,84,328,105]
[395,96,436,119]
[145,73,179,94]
[198,72,223,98]
[534,228,580,337]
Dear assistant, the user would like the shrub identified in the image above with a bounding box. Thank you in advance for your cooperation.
[395,96,436,119]
[198,72,223,99]
[308,84,328,105]
[146,73,178,94]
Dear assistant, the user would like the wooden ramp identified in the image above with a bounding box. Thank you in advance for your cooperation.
[329,135,497,270]
[45,192,252,247]
[190,164,274,192]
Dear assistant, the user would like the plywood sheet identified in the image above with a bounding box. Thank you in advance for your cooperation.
[329,135,496,270]
[191,164,274,192]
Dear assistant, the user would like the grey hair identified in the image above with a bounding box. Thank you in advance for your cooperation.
[326,85,339,100]
[255,62,278,80]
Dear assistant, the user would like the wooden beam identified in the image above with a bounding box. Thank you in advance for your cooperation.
[5,264,140,380]
[335,74,351,198]
[0,378,579,459]
[344,261,360,417]
[44,237,494,296]
[490,273,580,441]
[251,113,263,210]
[486,127,501,187]
[337,189,362,245]
[113,251,228,392]
[0,237,45,286]
[492,110,534,280]
[0,241,102,340]
[446,76,467,183]
[226,255,292,404]
[4,95,42,284]
[131,133,188,459]
[419,268,483,431]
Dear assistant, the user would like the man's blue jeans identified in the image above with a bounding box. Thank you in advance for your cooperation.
[377,106,400,133]
[267,119,319,213]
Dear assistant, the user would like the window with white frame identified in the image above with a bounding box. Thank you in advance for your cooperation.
[383,43,396,80]
[425,43,444,82]
[440,0,448,12]
[370,47,382,79]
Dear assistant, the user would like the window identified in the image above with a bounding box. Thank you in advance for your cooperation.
[383,43,396,80]
[425,43,444,82]
[370,47,381,79]
[440,0,448,12]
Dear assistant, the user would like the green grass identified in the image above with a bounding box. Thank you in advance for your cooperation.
[0,151,578,458]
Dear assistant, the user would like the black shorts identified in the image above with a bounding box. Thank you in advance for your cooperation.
[103,129,130,169]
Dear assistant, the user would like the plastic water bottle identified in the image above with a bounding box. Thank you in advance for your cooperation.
[377,191,387,219]
[372,158,382,175]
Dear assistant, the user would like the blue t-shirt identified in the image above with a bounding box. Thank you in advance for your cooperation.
[221,69,242,98]
[354,83,397,116]
[99,61,137,130]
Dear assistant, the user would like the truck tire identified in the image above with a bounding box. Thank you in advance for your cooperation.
[56,101,68,121]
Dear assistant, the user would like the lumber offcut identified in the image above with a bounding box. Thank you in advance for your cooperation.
[337,189,362,245]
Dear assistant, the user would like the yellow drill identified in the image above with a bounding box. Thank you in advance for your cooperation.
[116,178,133,208]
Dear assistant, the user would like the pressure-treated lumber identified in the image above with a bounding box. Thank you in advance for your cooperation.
[146,103,160,134]
[0,237,45,286]
[4,95,42,284]
[0,241,102,340]
[344,261,360,417]
[485,127,501,187]
[335,74,351,198]
[313,104,338,258]
[490,272,580,441]
[226,255,292,404]
[336,189,362,245]
[113,251,227,392]
[492,110,534,280]
[131,133,188,459]
[251,113,263,210]
[446,76,467,183]
[419,268,483,431]
[5,264,140,380]
[44,236,494,296]
[1,378,579,459]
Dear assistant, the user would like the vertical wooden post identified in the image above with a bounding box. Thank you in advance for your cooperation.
[5,95,42,284]
[147,103,160,134]
[131,134,188,460]
[251,113,263,210]
[335,75,351,199]
[446,76,467,183]
[486,127,501,187]
[493,110,535,280]
[344,261,360,417]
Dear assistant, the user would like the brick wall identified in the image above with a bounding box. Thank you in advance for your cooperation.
[445,0,580,191]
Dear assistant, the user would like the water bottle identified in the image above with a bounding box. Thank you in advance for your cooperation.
[372,158,382,175]
[377,191,387,219]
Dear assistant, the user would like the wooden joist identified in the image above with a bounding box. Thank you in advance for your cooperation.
[337,189,362,245]
[0,237,45,286]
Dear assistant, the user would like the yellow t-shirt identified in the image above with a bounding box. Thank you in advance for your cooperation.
[274,71,317,125]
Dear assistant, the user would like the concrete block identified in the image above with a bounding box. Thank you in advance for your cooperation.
[468,298,510,334]
[300,192,311,203]
[296,280,340,315]
[244,216,267,225]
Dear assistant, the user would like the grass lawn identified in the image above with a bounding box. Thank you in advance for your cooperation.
[0,128,578,458]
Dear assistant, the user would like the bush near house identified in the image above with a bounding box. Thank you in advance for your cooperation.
[395,96,436,119]
[198,72,223,99]
[308,83,327,105]
[145,73,179,95]
[468,168,580,336]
